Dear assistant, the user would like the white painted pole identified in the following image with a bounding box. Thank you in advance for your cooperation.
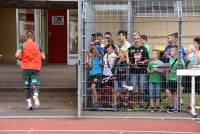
[190,76,197,117]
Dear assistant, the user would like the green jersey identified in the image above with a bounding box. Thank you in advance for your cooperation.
[168,56,184,81]
[18,43,44,52]
[144,43,152,57]
[147,60,163,83]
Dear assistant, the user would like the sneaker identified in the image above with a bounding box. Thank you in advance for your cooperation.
[150,107,154,112]
[26,106,33,111]
[112,105,117,111]
[92,102,99,110]
[166,106,174,113]
[33,93,40,108]
[123,85,133,91]
[189,109,198,118]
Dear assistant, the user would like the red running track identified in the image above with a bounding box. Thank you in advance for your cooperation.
[0,119,200,134]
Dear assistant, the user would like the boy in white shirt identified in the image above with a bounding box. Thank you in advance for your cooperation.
[118,30,132,51]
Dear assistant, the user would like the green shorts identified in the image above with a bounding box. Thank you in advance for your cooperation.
[22,69,40,87]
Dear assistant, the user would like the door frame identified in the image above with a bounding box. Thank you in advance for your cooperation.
[67,9,78,65]
[16,9,42,64]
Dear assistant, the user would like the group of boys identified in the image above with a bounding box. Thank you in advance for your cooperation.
[86,31,185,112]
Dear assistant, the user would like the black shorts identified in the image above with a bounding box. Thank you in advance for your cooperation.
[88,74,102,88]
[168,80,177,94]
[161,76,167,90]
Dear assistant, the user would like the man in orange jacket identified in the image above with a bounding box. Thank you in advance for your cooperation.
[15,31,45,110]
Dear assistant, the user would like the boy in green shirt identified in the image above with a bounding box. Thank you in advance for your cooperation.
[141,34,152,57]
[166,46,184,112]
[147,50,164,112]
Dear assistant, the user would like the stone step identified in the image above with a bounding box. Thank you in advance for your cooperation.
[0,65,77,88]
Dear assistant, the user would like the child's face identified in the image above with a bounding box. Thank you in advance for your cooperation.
[118,33,126,42]
[172,36,178,45]
[97,36,103,41]
[104,34,111,39]
[107,46,113,54]
[140,38,145,44]
[167,36,173,44]
[193,40,199,50]
[170,48,177,56]
[151,51,158,59]
[133,35,141,46]
[118,50,125,58]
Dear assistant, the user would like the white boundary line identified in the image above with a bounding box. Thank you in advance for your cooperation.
[0,116,199,121]
[0,129,199,134]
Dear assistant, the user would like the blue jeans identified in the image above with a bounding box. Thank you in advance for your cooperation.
[114,80,126,92]
[149,83,161,99]
[129,74,147,94]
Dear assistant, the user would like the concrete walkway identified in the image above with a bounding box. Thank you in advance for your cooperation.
[0,64,77,88]
[0,89,77,117]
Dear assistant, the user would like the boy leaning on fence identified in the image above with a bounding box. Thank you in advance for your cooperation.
[112,48,130,111]
[86,40,103,110]
[101,42,117,109]
[147,50,164,112]
[128,33,149,107]
[166,46,185,113]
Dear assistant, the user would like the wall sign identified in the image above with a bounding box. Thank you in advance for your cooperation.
[52,16,64,25]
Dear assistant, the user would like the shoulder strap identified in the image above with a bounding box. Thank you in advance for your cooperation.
[106,54,111,68]
[170,58,178,70]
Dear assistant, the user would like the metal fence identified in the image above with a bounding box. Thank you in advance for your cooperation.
[78,0,200,117]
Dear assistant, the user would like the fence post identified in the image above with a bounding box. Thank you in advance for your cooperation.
[176,0,183,111]
[77,0,83,118]
[127,1,133,41]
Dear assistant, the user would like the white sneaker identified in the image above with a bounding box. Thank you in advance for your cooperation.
[195,106,200,109]
[123,85,133,91]
[189,109,198,118]
[33,93,40,108]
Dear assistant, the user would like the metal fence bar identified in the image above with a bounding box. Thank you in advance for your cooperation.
[177,0,183,111]
[77,0,83,118]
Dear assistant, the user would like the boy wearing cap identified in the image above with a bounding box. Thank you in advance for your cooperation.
[86,41,103,110]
